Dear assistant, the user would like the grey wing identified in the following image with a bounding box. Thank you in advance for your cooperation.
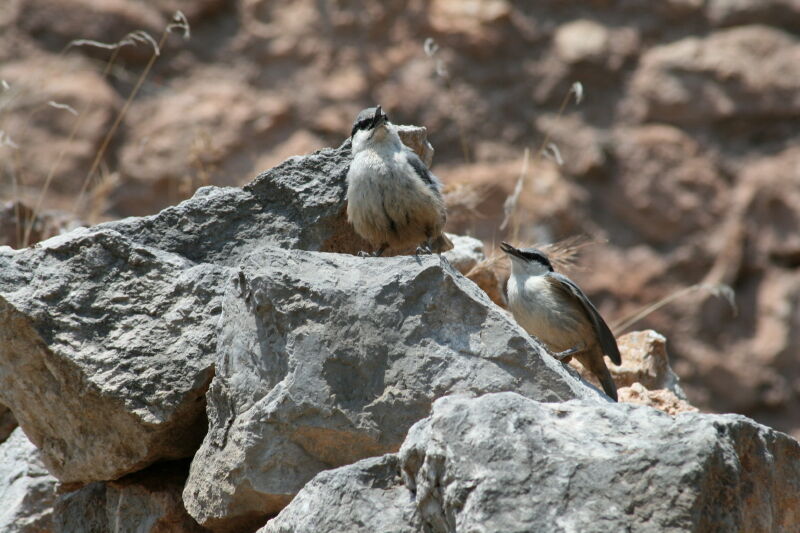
[548,272,621,364]
[404,147,443,196]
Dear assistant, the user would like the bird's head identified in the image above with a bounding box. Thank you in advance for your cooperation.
[350,105,393,152]
[500,242,554,276]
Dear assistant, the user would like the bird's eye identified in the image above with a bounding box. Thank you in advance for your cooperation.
[351,118,372,136]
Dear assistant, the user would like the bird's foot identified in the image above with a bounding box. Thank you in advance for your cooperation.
[358,244,388,258]
[552,347,581,362]
[415,243,433,255]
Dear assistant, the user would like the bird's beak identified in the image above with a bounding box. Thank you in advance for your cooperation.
[371,105,384,128]
[500,242,524,260]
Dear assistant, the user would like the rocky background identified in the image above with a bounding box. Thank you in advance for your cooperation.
[1,138,798,532]
[1,1,800,531]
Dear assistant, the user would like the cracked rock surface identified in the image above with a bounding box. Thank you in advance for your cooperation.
[182,247,600,532]
[0,228,225,483]
[261,392,800,533]
[0,428,57,533]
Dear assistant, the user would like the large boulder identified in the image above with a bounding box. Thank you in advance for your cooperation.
[606,125,726,245]
[0,428,58,533]
[182,247,601,532]
[261,392,800,532]
[401,393,800,532]
[0,228,228,483]
[0,133,440,485]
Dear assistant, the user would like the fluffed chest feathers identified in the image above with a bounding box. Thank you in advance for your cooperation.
[346,149,437,213]
[348,150,412,190]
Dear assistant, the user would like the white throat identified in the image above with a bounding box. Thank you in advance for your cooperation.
[351,123,402,155]
[509,257,550,279]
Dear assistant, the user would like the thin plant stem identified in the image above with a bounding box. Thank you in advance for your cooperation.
[507,88,576,241]
[510,148,530,243]
[611,283,736,335]
[72,30,170,218]
[22,48,123,247]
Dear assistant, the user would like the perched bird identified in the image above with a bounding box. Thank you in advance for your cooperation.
[346,105,453,257]
[501,242,621,401]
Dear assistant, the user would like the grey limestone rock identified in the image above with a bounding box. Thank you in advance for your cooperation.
[259,454,419,533]
[442,233,484,275]
[54,461,207,533]
[0,427,58,533]
[182,246,601,532]
[0,128,442,487]
[0,228,228,483]
[262,392,800,533]
[399,393,800,533]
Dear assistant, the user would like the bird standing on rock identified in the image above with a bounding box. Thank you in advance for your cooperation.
[501,242,621,401]
[346,105,453,257]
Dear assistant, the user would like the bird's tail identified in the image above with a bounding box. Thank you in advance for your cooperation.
[580,350,618,402]
[597,365,618,402]
[430,233,454,253]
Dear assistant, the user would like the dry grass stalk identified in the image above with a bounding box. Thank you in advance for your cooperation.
[539,234,604,272]
[611,283,737,335]
[424,37,471,163]
[500,147,529,235]
[73,12,191,219]
[20,32,147,246]
[442,181,489,224]
[503,82,584,240]
[88,163,120,224]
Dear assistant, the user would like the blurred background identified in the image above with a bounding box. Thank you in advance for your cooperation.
[0,0,798,437]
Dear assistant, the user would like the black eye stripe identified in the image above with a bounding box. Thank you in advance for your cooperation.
[350,108,389,137]
[350,118,376,136]
[522,251,553,270]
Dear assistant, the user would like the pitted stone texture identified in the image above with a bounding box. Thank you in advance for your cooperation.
[442,233,484,275]
[0,228,227,483]
[183,247,600,532]
[571,329,691,410]
[399,393,800,533]
[259,392,800,533]
[0,428,58,533]
[259,455,419,533]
